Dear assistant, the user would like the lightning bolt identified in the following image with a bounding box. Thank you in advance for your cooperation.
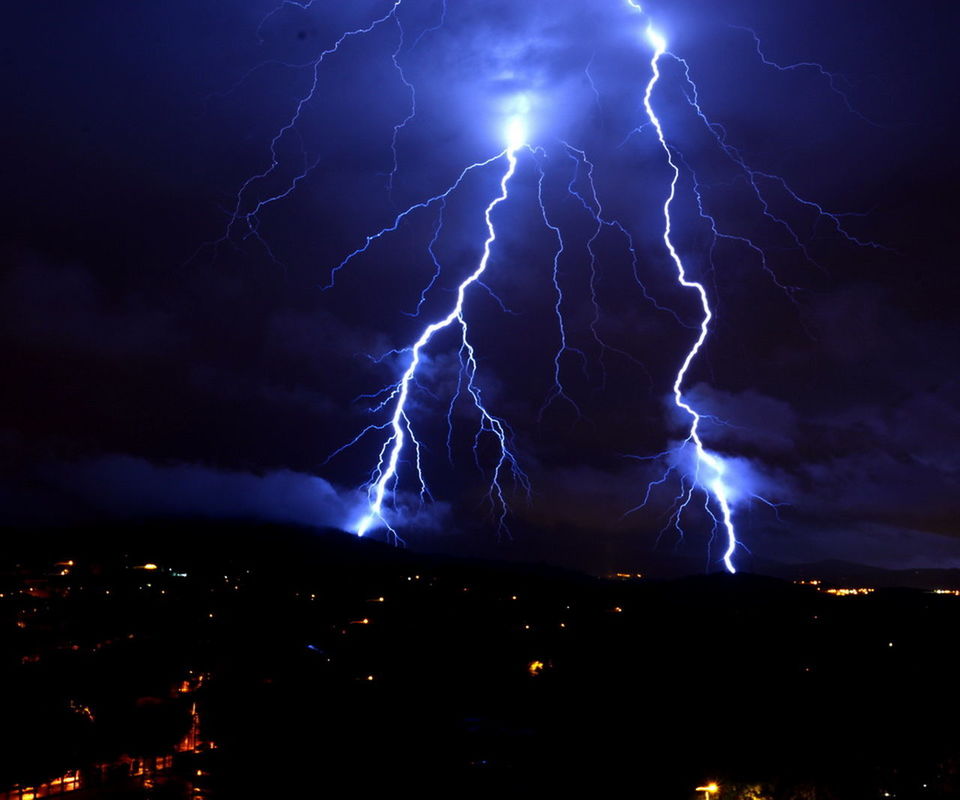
[639,23,739,573]
[618,2,882,573]
[345,120,529,539]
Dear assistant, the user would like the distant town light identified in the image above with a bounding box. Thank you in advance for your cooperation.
[824,587,874,596]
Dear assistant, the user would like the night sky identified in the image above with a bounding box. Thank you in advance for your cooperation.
[2,0,958,573]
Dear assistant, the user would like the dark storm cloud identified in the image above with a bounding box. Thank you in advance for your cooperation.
[0,252,180,358]
[688,384,799,453]
[0,454,454,534]
[42,456,354,527]
[748,520,960,571]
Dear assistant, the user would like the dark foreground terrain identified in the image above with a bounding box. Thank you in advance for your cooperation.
[2,520,959,799]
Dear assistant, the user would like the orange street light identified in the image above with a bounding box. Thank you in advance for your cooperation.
[695,783,719,799]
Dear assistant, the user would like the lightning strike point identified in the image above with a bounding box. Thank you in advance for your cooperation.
[356,514,374,537]
[646,26,667,54]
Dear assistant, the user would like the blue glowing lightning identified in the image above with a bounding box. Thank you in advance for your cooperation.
[640,24,738,573]
[616,2,881,572]
[210,0,885,572]
[350,120,528,538]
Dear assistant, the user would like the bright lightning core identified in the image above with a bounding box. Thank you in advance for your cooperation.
[645,25,666,53]
[506,116,527,152]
